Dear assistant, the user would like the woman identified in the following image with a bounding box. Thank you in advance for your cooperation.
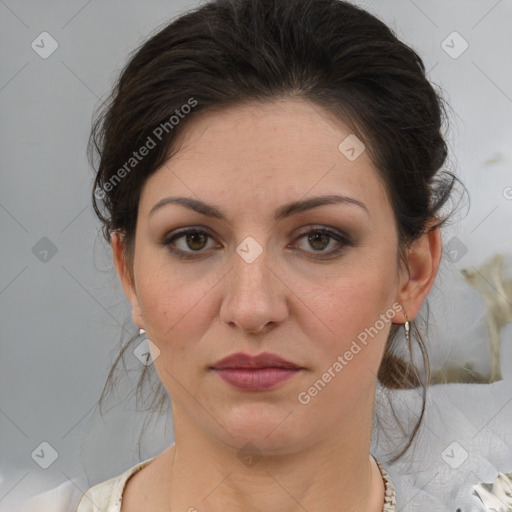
[81,0,460,509]
[81,0,461,508]
[22,0,464,510]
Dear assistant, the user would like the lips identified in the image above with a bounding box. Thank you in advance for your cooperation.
[211,352,301,370]
[211,352,303,391]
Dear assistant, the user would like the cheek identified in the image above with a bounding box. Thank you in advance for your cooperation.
[135,269,219,402]
[297,254,398,369]
[134,257,218,361]
[294,275,396,413]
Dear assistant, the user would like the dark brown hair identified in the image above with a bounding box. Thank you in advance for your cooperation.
[89,0,466,463]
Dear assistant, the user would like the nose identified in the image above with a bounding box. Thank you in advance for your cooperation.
[219,245,288,335]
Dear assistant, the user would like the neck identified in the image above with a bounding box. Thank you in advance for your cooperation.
[164,407,385,511]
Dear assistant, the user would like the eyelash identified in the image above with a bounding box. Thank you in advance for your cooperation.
[160,226,352,260]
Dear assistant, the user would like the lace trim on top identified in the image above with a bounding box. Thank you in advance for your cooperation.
[375,458,397,511]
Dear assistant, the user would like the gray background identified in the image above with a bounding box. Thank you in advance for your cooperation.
[1,0,511,509]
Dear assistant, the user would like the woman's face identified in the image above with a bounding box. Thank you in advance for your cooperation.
[115,98,422,454]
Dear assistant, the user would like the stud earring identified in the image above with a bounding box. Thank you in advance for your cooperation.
[139,328,146,336]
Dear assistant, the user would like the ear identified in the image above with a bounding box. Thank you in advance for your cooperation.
[395,224,443,322]
[112,231,144,330]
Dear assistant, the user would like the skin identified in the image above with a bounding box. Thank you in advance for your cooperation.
[112,97,442,512]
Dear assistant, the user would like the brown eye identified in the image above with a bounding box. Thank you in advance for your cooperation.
[294,227,351,257]
[184,231,208,251]
[161,228,218,258]
[307,231,331,251]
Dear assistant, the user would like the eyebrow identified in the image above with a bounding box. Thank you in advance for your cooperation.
[149,194,370,221]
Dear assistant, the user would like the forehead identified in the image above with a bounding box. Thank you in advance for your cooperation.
[139,98,391,220]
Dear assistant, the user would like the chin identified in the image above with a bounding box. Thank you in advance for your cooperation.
[213,403,310,455]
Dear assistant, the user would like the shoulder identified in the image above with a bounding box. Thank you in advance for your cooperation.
[76,473,122,512]
[17,457,156,512]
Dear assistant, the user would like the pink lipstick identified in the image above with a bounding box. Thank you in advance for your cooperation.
[211,352,303,391]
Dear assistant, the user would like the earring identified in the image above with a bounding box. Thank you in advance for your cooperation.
[403,313,410,344]
[139,328,146,336]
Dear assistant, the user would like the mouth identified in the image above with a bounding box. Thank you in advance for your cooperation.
[210,352,303,391]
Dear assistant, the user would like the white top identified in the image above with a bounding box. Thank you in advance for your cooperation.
[76,455,157,512]
[17,456,157,512]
